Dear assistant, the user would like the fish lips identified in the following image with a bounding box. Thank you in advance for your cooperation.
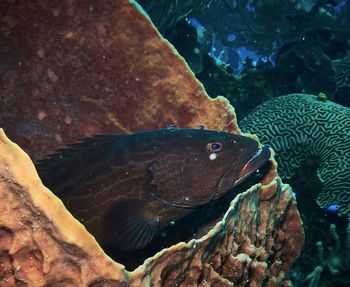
[233,146,271,187]
[211,146,271,202]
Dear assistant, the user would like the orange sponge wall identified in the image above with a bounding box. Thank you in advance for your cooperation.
[0,0,238,161]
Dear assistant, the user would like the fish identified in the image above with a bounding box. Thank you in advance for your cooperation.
[36,128,270,251]
[325,204,340,213]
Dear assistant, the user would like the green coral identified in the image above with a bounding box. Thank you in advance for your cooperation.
[333,55,350,89]
[240,94,350,216]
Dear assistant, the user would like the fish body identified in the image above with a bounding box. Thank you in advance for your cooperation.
[37,128,270,250]
[325,204,340,213]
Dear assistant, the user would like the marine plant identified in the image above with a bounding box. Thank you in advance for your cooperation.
[193,0,347,57]
[240,93,350,216]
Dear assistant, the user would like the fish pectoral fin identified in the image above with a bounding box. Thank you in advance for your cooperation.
[105,199,160,251]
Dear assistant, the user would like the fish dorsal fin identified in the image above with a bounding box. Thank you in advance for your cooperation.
[36,134,127,170]
[105,199,160,251]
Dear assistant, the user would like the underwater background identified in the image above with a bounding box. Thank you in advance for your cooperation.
[0,0,349,286]
[137,1,350,286]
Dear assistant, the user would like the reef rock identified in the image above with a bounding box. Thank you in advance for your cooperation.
[240,94,350,216]
[0,129,303,286]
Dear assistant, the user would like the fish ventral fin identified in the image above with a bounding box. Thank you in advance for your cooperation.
[106,199,160,251]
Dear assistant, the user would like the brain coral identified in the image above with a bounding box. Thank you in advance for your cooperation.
[240,94,350,216]
[333,55,350,89]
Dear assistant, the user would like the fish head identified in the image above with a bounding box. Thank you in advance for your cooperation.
[213,144,271,201]
[146,129,271,208]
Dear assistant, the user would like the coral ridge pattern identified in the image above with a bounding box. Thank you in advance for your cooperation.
[241,93,350,216]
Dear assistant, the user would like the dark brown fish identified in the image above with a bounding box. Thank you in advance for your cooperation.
[37,128,270,251]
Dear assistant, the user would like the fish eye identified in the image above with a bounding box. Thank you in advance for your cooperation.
[207,142,223,153]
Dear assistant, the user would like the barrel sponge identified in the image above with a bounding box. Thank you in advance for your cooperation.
[0,0,238,161]
[240,94,350,216]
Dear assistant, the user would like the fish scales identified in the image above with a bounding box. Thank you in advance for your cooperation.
[37,128,270,251]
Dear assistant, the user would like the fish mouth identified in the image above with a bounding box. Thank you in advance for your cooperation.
[210,146,271,202]
[233,146,271,187]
